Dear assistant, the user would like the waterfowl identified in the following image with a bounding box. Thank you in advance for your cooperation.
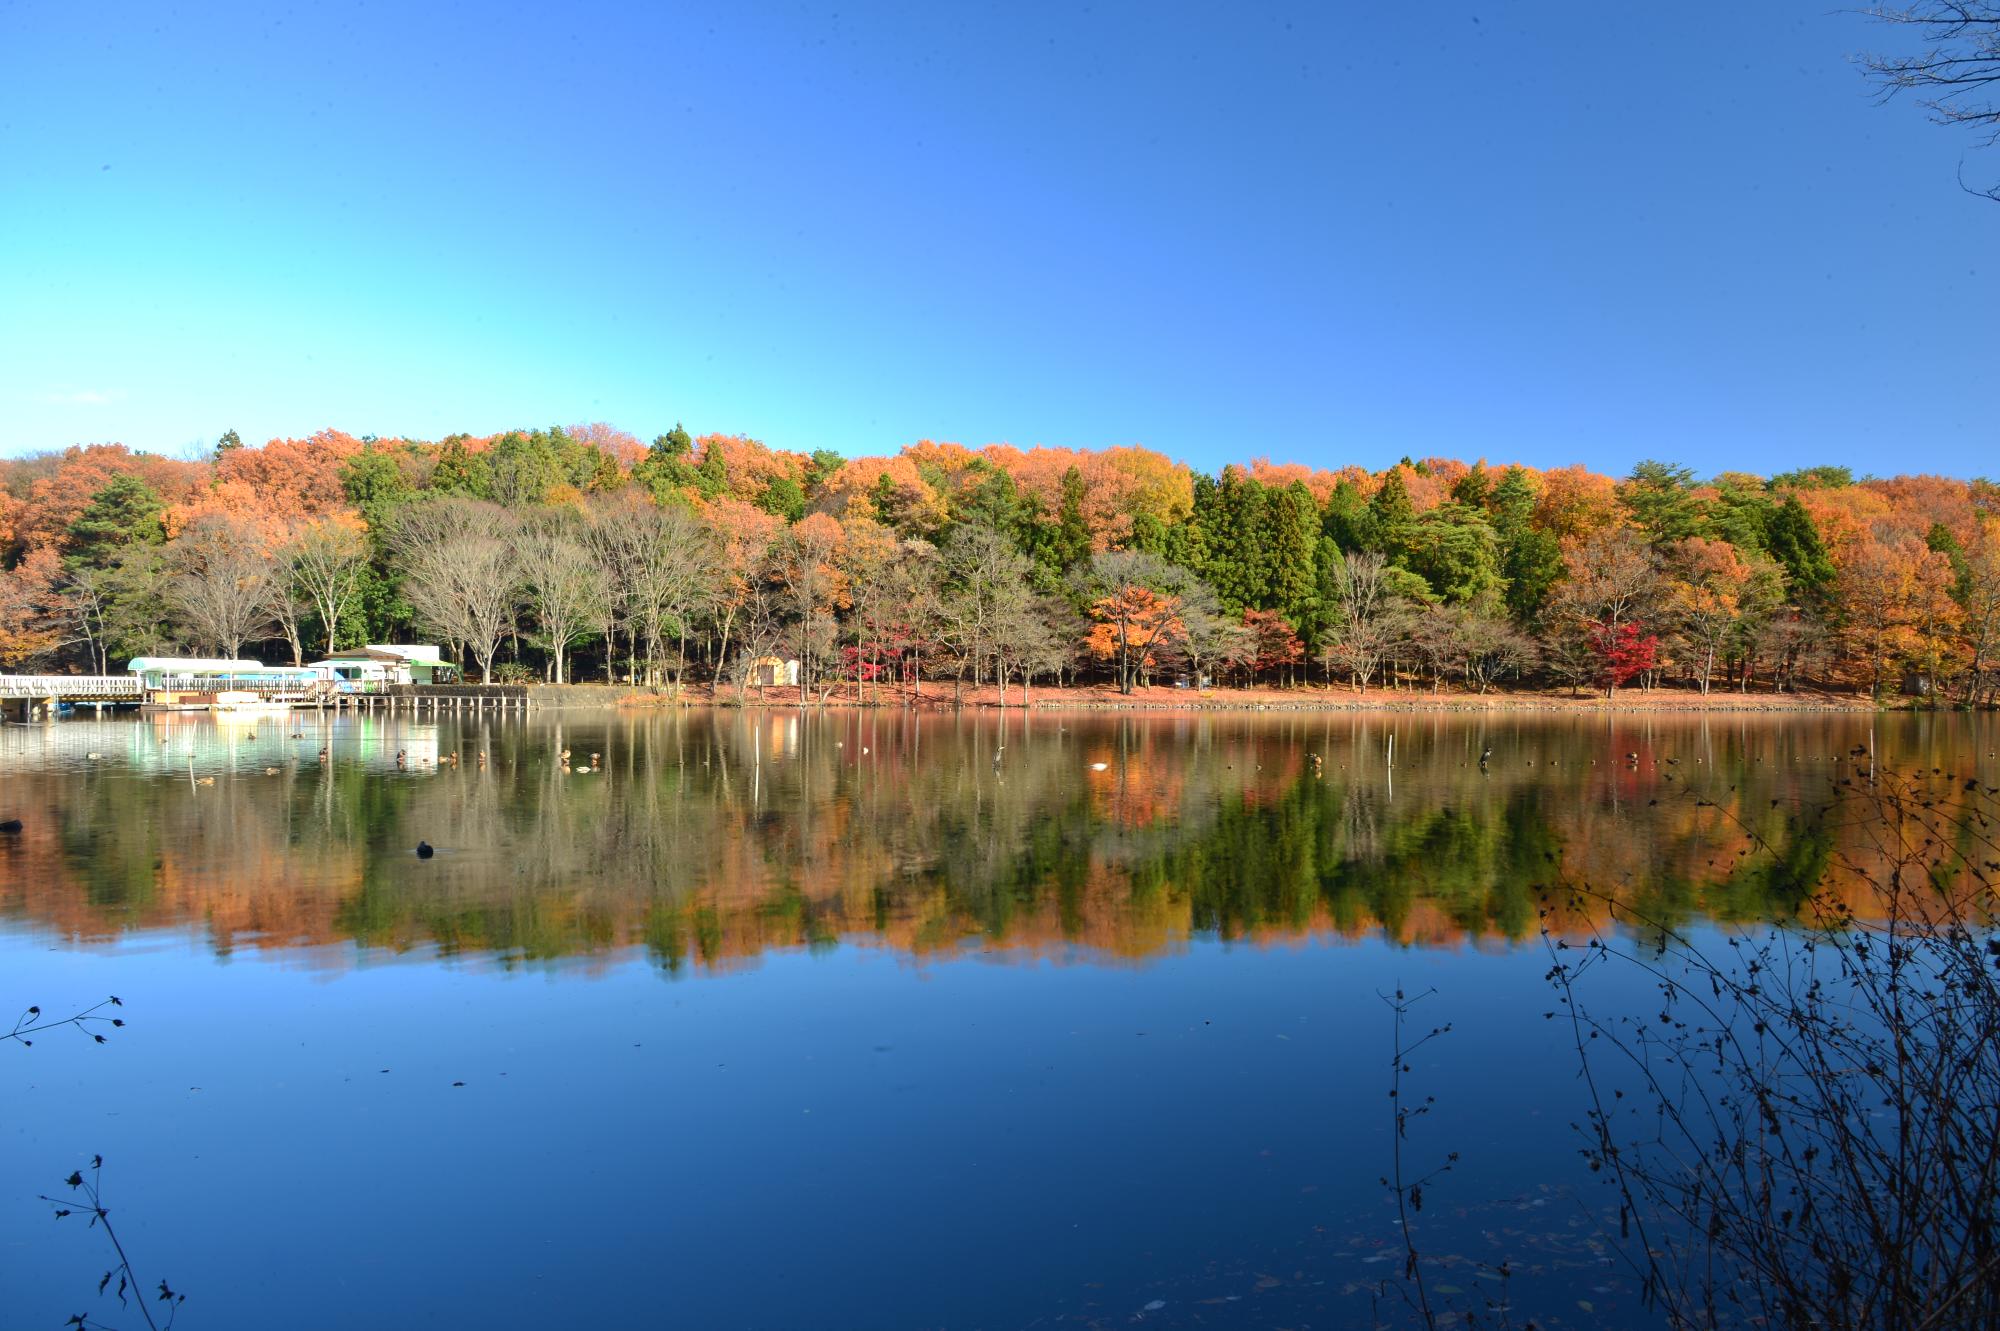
[416,841,435,859]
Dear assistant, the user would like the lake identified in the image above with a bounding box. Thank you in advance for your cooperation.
[3,708,1994,1328]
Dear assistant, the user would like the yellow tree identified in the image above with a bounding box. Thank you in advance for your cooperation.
[702,498,784,685]
[1662,537,1752,694]
[773,512,849,699]
[1953,519,2000,705]
[1839,531,1958,698]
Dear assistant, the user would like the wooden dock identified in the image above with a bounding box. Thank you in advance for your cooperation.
[2,675,531,721]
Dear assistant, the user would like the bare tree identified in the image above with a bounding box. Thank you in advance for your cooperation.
[584,493,720,690]
[1550,526,1660,698]
[1406,602,1460,693]
[729,576,787,697]
[164,514,277,659]
[1180,597,1254,689]
[1452,600,1537,693]
[771,516,845,699]
[521,510,610,685]
[390,498,521,683]
[1547,772,2000,1331]
[937,525,1039,695]
[286,517,370,656]
[53,562,118,673]
[1863,2,2000,199]
[1322,549,1413,693]
[996,598,1073,705]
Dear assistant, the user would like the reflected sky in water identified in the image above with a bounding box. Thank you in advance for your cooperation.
[2,710,1994,1328]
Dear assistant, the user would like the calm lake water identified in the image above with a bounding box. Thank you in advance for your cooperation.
[3,708,1994,1328]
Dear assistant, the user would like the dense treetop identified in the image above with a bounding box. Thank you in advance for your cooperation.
[1,427,1994,701]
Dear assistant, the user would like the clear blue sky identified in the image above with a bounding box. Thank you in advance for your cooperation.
[1,1,1991,478]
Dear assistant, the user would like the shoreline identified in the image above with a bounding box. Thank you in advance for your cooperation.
[522,682,1900,714]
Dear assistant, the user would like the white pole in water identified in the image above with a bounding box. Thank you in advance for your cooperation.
[1387,732,1395,767]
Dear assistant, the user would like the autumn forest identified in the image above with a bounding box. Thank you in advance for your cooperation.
[2,425,1995,704]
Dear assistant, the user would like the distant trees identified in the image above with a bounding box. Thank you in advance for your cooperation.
[0,430,1995,705]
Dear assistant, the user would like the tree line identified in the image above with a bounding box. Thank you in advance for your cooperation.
[1,426,1995,702]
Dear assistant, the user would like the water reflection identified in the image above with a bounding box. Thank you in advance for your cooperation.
[1,709,1993,969]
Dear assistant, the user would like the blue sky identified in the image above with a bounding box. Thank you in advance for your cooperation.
[1,1,1991,478]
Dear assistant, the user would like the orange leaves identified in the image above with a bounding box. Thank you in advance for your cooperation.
[817,454,950,530]
[567,422,646,472]
[1838,529,1960,686]
[702,496,786,588]
[1085,585,1185,662]
[9,445,205,555]
[212,430,364,517]
[1535,464,1620,541]
[0,545,64,665]
[697,433,809,499]
[1241,608,1303,674]
[977,443,1194,547]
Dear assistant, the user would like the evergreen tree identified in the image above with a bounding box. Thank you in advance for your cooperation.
[693,440,729,499]
[1322,479,1367,552]
[635,425,697,500]
[1707,473,1774,553]
[1450,462,1492,510]
[65,476,166,568]
[1361,468,1416,557]
[1491,465,1560,620]
[955,465,1035,553]
[803,447,845,497]
[1764,494,1836,611]
[1926,522,1976,606]
[1161,519,1207,572]
[340,448,414,532]
[1769,465,1852,490]
[1029,466,1093,588]
[1265,482,1320,625]
[1128,512,1169,556]
[1403,503,1503,604]
[1204,468,1270,612]
[1300,535,1346,653]
[1052,466,1092,568]
[759,475,808,522]
[1618,460,1707,544]
[429,437,491,498]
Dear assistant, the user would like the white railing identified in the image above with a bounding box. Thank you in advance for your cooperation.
[0,675,144,699]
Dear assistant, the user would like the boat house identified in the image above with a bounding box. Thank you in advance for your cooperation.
[306,645,460,689]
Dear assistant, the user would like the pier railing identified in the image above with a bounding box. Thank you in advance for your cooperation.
[0,675,144,700]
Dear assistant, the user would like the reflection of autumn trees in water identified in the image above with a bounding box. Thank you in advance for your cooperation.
[0,713,1992,970]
